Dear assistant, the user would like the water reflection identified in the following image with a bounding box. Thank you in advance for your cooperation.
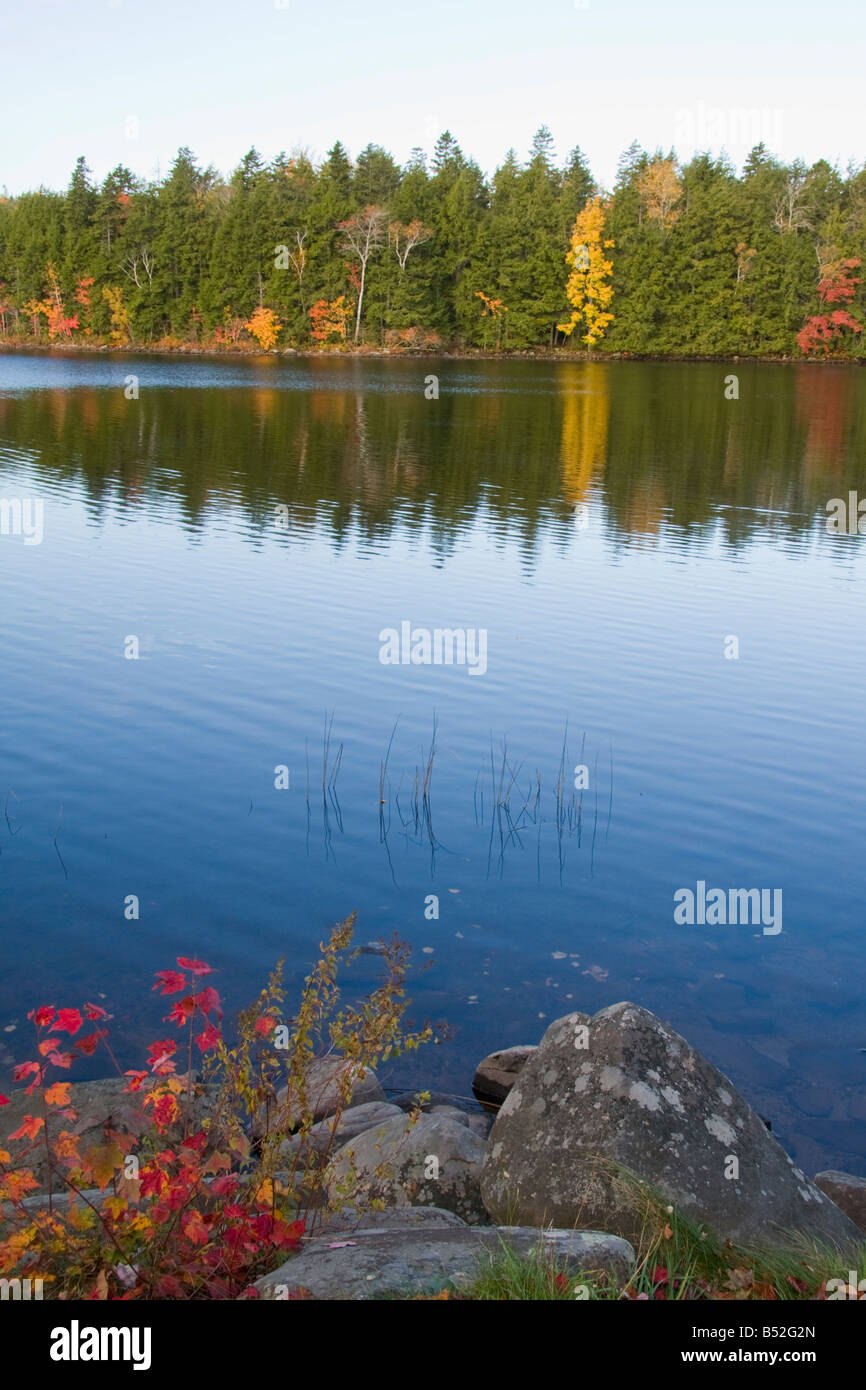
[2,356,865,563]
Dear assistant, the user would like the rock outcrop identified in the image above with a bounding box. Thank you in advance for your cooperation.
[480,1003,862,1252]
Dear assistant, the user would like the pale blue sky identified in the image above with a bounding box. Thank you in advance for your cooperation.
[2,0,864,193]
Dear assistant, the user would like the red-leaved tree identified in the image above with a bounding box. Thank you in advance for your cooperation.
[797,258,862,355]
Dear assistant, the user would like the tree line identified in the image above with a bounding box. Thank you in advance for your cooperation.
[0,128,863,357]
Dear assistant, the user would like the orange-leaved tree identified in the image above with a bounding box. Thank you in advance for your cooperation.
[309,295,353,343]
[558,195,615,348]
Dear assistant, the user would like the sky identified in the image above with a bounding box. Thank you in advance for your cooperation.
[2,0,864,194]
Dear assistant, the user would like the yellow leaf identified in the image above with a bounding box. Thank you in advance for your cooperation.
[83,1141,123,1190]
[66,1204,95,1231]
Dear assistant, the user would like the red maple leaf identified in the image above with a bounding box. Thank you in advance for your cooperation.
[193,986,222,1018]
[209,1174,239,1197]
[28,1006,56,1027]
[147,1039,177,1074]
[176,957,214,976]
[153,970,188,995]
[194,1023,221,1053]
[50,1008,83,1036]
[13,1061,41,1081]
[182,1209,210,1245]
[167,996,196,1026]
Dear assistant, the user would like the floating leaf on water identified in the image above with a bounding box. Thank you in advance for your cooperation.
[583,964,609,982]
[552,951,566,960]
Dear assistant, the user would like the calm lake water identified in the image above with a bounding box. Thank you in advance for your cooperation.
[1,350,865,1174]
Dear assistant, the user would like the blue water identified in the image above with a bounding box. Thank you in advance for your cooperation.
[1,350,864,1174]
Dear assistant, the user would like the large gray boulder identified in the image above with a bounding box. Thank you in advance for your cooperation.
[254,1224,635,1300]
[473,1046,537,1106]
[327,1113,487,1224]
[814,1172,866,1234]
[481,1003,862,1253]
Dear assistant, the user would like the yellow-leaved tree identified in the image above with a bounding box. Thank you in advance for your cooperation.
[244,306,282,350]
[558,196,615,348]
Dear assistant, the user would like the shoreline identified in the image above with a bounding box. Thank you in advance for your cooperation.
[0,339,862,368]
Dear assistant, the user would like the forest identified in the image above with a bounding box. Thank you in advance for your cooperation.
[0,128,863,358]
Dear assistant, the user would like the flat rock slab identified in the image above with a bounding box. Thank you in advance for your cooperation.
[309,1206,469,1237]
[254,1226,635,1300]
[815,1172,866,1234]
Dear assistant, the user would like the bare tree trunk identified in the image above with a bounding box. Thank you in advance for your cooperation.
[354,260,366,343]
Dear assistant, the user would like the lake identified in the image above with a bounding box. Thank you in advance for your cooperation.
[1,350,864,1175]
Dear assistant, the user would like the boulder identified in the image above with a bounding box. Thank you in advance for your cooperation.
[254,1224,635,1300]
[466,1111,495,1141]
[327,1113,487,1225]
[278,1101,403,1159]
[481,1004,862,1253]
[428,1105,471,1127]
[473,1045,537,1106]
[258,1059,385,1136]
[814,1172,866,1234]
